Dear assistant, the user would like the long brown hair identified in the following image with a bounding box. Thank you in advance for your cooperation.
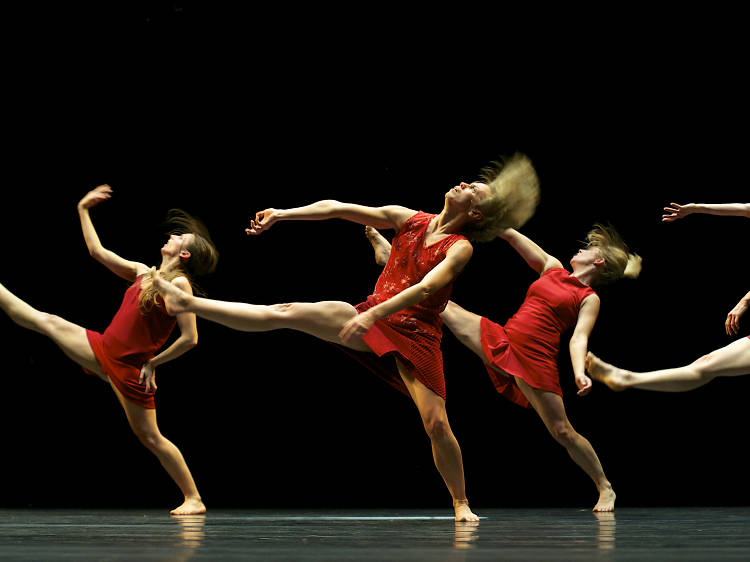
[462,153,541,242]
[138,209,219,313]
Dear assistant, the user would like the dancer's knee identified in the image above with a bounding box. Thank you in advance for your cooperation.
[132,426,163,451]
[691,353,719,381]
[424,415,451,441]
[550,422,577,448]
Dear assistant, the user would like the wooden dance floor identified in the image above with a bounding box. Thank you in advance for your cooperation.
[2,507,750,560]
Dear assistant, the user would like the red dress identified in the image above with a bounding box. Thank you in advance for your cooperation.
[84,275,177,409]
[480,267,596,408]
[337,211,467,400]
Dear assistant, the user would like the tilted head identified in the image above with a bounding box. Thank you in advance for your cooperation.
[460,153,541,242]
[139,209,219,313]
[571,223,642,286]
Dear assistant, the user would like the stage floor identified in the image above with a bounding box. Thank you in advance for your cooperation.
[2,507,749,561]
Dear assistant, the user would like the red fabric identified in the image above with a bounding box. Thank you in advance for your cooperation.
[84,275,177,409]
[481,268,596,408]
[336,211,467,400]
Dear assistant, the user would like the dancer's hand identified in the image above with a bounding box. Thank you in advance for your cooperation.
[78,184,113,210]
[575,373,592,396]
[662,202,694,222]
[139,361,157,392]
[338,311,375,344]
[726,297,748,336]
[245,208,280,235]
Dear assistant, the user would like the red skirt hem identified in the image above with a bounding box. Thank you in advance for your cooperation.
[480,317,562,409]
[84,330,156,409]
[332,301,447,400]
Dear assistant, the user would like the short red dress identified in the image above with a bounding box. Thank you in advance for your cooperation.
[481,267,596,408]
[337,211,467,400]
[84,275,177,409]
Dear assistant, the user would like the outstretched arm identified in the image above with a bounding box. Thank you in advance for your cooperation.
[663,202,750,221]
[139,275,199,392]
[338,239,474,343]
[245,200,416,235]
[569,294,600,396]
[499,228,563,275]
[78,185,149,281]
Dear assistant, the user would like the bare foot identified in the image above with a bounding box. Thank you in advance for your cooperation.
[454,500,480,522]
[150,267,190,315]
[170,497,206,516]
[364,226,391,266]
[586,352,629,391]
[593,485,616,512]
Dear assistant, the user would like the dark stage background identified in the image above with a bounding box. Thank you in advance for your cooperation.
[2,3,748,510]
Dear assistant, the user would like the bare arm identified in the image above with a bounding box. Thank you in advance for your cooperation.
[569,294,600,396]
[338,239,474,343]
[499,228,563,275]
[726,289,750,336]
[245,200,417,235]
[663,202,750,221]
[138,276,199,392]
[78,185,149,281]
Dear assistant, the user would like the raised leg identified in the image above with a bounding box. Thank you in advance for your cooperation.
[515,377,616,511]
[151,274,370,351]
[114,385,206,515]
[586,338,750,392]
[0,281,104,377]
[440,301,485,361]
[396,360,479,522]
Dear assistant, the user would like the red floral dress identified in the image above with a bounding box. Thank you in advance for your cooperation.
[337,211,468,400]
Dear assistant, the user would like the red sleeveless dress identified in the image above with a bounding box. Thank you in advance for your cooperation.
[337,211,468,400]
[480,267,596,408]
[84,275,177,409]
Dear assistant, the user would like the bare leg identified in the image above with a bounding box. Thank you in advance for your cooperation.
[440,301,486,361]
[114,386,206,515]
[1,281,105,377]
[586,338,750,392]
[152,274,371,351]
[396,360,479,522]
[515,377,616,512]
[364,226,392,266]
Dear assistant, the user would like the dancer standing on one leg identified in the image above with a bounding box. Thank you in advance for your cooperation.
[152,154,541,521]
[365,223,641,511]
[587,201,750,391]
[0,184,219,515]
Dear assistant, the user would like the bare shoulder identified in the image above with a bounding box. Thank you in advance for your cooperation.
[447,239,474,261]
[172,275,194,294]
[384,205,418,229]
[581,293,601,310]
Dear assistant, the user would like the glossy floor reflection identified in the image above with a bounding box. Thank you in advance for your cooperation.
[1,507,750,560]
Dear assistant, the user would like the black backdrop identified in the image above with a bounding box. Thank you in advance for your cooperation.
[2,3,748,510]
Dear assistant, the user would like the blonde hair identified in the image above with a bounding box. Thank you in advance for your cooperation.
[462,153,541,242]
[137,209,219,314]
[586,223,642,286]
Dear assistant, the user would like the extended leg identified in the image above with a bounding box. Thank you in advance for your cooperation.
[587,338,750,392]
[396,360,479,522]
[1,281,105,377]
[152,274,370,351]
[515,377,616,512]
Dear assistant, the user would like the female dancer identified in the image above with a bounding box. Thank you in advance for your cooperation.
[586,201,750,391]
[152,154,541,521]
[364,222,641,511]
[0,184,219,515]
